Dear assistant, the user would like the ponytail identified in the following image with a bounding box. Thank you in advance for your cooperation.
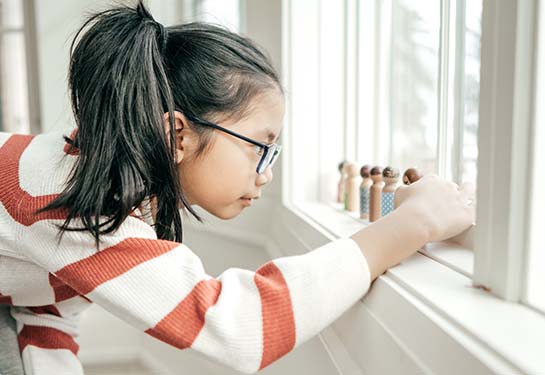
[37,1,198,247]
[37,1,282,248]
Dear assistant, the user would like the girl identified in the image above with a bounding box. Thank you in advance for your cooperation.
[0,1,474,374]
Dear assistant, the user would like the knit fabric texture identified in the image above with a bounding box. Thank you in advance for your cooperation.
[0,128,371,374]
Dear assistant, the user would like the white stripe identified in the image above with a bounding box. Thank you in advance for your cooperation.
[0,258,55,306]
[87,244,207,330]
[11,306,81,337]
[22,346,83,375]
[272,237,370,347]
[18,129,78,196]
[191,267,264,374]
[0,201,19,253]
[17,215,158,272]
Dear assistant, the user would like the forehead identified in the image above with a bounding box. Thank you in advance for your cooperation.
[232,90,285,141]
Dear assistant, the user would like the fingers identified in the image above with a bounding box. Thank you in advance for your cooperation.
[459,182,475,197]
[467,204,476,225]
[448,181,459,190]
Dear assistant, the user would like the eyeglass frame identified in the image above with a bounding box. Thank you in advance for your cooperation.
[183,112,282,175]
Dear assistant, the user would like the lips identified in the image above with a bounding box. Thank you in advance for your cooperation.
[241,195,261,200]
[240,197,254,206]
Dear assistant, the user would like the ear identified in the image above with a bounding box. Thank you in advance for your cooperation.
[163,111,193,164]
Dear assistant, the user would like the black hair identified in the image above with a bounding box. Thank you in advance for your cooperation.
[35,0,282,248]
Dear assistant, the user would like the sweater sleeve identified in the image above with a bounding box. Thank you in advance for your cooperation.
[15,215,371,374]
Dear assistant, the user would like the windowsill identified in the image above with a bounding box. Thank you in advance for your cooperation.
[292,200,475,277]
[279,200,545,375]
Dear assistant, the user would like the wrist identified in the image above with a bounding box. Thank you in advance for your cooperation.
[394,202,433,244]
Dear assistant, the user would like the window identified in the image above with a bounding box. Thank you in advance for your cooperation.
[283,0,482,262]
[524,0,545,314]
[365,0,483,184]
[286,0,482,213]
[282,2,544,370]
[186,0,241,32]
[0,0,40,134]
[381,0,441,176]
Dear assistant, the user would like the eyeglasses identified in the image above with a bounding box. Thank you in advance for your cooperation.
[184,113,282,175]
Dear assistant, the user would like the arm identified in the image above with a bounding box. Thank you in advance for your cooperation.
[10,303,86,375]
[351,174,475,282]
[15,215,371,374]
[351,203,430,282]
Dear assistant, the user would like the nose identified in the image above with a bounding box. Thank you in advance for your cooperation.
[256,165,274,186]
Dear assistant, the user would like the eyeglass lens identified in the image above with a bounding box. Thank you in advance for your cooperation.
[258,145,281,174]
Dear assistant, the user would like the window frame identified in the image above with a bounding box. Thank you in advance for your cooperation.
[279,0,545,372]
[0,0,41,134]
[473,0,539,303]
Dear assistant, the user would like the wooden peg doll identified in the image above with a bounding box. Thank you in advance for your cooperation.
[345,162,361,212]
[342,162,351,209]
[369,166,384,222]
[403,167,422,185]
[359,165,372,220]
[337,160,347,204]
[381,166,400,217]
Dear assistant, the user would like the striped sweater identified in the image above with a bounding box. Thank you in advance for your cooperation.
[0,127,372,374]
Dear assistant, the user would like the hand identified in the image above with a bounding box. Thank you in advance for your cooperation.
[393,174,475,243]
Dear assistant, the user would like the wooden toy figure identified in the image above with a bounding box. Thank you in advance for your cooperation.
[359,165,372,220]
[342,162,351,209]
[369,166,384,222]
[345,162,360,212]
[381,166,400,217]
[403,167,422,185]
[337,160,347,204]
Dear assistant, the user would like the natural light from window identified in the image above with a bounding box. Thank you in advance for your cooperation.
[0,0,30,134]
[525,3,544,314]
[193,0,240,32]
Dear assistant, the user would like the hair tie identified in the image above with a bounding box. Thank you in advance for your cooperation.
[155,22,168,54]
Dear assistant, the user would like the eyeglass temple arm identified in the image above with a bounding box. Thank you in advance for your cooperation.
[186,114,268,149]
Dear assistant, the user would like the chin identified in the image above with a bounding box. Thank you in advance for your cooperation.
[207,204,243,220]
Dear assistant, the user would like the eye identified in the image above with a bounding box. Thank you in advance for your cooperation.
[253,145,264,156]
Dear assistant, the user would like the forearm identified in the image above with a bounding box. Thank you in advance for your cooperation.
[350,203,430,282]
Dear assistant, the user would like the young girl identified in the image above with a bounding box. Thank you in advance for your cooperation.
[0,1,474,374]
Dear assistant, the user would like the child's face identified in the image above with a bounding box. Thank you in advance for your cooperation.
[173,89,285,220]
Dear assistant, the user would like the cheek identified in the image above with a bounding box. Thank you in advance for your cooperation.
[186,143,254,205]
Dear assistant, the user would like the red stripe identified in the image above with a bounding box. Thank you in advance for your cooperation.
[0,135,68,226]
[54,237,179,295]
[18,325,79,355]
[0,292,13,305]
[48,274,80,303]
[27,305,62,317]
[145,279,222,349]
[254,261,296,370]
[0,133,146,227]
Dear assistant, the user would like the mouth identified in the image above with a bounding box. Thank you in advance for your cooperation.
[240,198,253,206]
[240,195,260,206]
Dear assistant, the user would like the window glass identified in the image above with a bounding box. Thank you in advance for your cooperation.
[388,0,440,175]
[194,0,240,31]
[460,0,482,185]
[525,3,545,314]
[0,0,24,29]
[0,29,29,133]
